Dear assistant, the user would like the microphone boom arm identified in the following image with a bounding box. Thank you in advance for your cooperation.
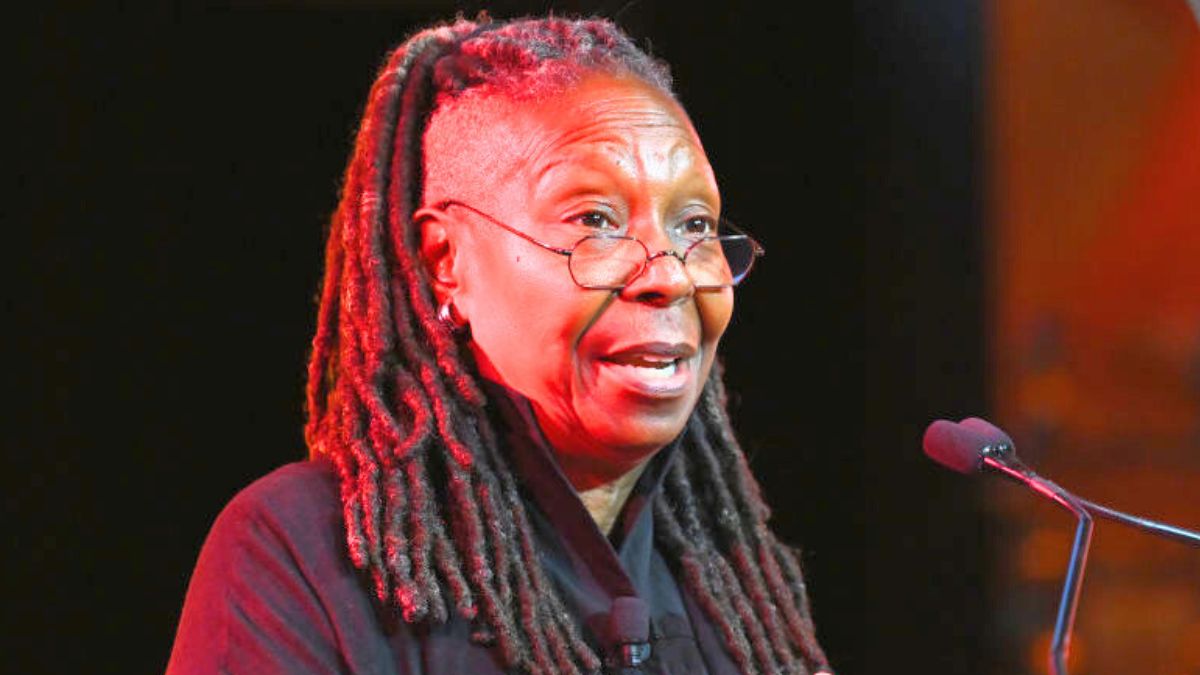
[922,417,1200,675]
[1077,497,1200,547]
[982,448,1093,675]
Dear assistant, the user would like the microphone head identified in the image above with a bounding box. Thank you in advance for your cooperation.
[608,596,649,643]
[959,416,1014,450]
[922,419,989,474]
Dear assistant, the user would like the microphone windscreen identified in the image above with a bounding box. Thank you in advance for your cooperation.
[608,596,649,643]
[923,419,988,474]
[959,416,1014,449]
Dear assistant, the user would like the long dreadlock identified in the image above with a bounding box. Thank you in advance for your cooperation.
[304,15,830,675]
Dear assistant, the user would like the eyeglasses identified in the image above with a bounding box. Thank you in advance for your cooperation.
[436,200,764,291]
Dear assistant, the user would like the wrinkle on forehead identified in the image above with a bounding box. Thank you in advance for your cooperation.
[526,87,696,166]
[526,103,695,183]
[530,137,704,200]
[422,74,707,210]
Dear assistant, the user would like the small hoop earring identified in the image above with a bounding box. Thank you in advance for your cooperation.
[437,299,467,333]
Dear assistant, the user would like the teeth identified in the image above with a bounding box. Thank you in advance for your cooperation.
[629,356,676,368]
[614,359,678,378]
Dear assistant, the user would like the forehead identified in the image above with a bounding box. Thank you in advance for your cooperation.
[523,82,699,178]
[422,74,713,207]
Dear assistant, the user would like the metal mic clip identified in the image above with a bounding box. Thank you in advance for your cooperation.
[612,641,651,669]
[606,596,652,672]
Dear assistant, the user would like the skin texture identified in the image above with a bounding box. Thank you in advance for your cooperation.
[576,461,648,535]
[416,74,733,514]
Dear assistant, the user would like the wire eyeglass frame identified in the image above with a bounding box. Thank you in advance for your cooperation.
[435,199,764,291]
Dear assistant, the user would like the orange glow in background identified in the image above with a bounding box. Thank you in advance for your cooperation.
[990,0,1200,672]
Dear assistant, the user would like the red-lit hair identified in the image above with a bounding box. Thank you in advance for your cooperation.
[304,15,828,675]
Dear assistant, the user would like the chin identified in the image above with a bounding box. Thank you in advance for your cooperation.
[589,411,691,457]
[599,384,705,450]
[548,405,692,489]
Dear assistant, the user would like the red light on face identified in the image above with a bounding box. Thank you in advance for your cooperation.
[421,74,731,489]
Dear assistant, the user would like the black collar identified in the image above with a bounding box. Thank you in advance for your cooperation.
[482,379,681,602]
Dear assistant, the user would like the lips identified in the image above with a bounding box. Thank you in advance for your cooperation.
[602,341,696,362]
[597,341,697,396]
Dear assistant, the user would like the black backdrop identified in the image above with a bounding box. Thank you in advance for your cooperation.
[14,2,988,673]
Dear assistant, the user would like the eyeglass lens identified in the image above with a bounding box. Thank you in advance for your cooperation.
[569,236,755,289]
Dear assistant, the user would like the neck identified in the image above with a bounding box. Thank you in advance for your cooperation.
[474,376,662,535]
[575,460,650,535]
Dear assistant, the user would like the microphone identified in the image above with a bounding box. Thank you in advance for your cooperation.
[606,596,651,671]
[923,417,1200,675]
[924,418,1086,511]
[934,417,1200,547]
[923,418,1092,675]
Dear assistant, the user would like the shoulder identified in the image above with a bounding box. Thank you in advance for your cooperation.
[168,460,365,674]
[182,458,348,590]
[202,459,347,580]
[223,459,340,522]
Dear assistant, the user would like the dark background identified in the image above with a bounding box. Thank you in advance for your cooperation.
[13,2,988,672]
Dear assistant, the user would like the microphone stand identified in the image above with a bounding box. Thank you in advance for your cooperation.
[981,445,1093,675]
[927,417,1200,674]
[980,441,1200,674]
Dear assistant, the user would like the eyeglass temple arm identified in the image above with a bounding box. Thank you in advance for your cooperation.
[436,200,573,257]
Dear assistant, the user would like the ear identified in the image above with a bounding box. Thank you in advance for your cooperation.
[413,206,461,308]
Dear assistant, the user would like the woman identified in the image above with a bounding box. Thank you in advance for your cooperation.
[168,15,831,675]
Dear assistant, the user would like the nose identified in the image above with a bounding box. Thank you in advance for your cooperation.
[620,247,694,306]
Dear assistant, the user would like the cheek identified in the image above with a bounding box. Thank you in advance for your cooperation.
[457,244,603,390]
[694,293,732,390]
[459,249,526,337]
[698,290,734,349]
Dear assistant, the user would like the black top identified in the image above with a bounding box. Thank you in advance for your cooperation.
[166,389,744,674]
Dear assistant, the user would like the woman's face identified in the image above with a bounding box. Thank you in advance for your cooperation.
[420,74,733,488]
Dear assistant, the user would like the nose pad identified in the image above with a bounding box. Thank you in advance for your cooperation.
[647,249,684,262]
[622,249,694,303]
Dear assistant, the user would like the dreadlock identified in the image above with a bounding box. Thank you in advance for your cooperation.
[304,15,829,675]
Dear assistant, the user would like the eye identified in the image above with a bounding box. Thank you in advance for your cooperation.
[571,210,621,232]
[674,215,718,240]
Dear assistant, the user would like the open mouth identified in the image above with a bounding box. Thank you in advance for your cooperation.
[605,354,682,379]
[597,345,694,396]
